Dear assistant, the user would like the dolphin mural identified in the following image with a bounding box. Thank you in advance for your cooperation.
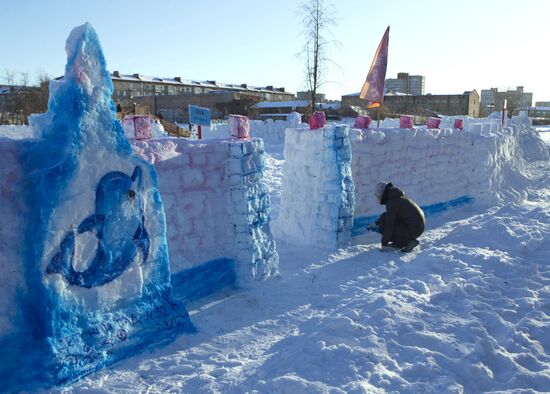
[46,166,150,288]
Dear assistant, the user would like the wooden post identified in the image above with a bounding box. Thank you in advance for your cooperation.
[198,125,202,140]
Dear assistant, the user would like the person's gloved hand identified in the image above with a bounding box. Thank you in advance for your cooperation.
[366,223,381,233]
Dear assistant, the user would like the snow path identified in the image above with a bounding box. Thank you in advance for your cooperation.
[63,145,550,393]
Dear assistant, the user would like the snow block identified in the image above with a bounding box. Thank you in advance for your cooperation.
[228,114,250,138]
[399,115,414,128]
[132,115,153,140]
[453,118,464,130]
[354,115,372,129]
[275,124,354,248]
[0,24,191,391]
[309,111,327,130]
[427,117,441,129]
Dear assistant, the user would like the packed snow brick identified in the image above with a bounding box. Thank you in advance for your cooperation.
[276,124,355,248]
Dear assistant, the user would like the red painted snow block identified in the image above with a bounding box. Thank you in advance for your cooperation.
[228,114,250,138]
[309,111,327,130]
[354,115,372,129]
[133,115,152,140]
[399,115,414,129]
[454,119,464,130]
[427,117,441,129]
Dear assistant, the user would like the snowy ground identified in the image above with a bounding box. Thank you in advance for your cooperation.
[53,131,550,393]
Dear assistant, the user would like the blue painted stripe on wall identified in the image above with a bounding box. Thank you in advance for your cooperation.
[171,258,238,303]
[352,195,474,237]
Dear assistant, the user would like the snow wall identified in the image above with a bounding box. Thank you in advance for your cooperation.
[0,23,278,391]
[275,125,355,248]
[131,137,279,300]
[201,118,304,146]
[277,117,548,246]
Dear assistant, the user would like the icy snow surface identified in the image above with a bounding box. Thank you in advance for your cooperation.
[61,137,550,393]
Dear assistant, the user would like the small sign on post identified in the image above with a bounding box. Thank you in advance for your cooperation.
[188,105,211,140]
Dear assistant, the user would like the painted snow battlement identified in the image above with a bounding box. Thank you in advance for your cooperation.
[275,125,355,247]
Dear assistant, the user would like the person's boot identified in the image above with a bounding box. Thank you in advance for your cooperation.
[401,239,419,253]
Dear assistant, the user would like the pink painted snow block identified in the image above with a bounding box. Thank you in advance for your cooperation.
[354,115,372,129]
[426,117,441,129]
[133,115,152,140]
[309,111,327,130]
[399,115,414,129]
[454,119,464,129]
[228,114,250,138]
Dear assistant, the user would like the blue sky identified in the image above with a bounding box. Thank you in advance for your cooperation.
[1,0,548,101]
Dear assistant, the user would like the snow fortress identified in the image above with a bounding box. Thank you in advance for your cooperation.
[132,137,279,300]
[0,24,278,390]
[278,117,548,245]
[276,125,355,247]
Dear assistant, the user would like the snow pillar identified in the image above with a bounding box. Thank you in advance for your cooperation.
[227,139,279,281]
[276,124,355,248]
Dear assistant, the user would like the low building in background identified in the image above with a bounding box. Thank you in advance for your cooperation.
[251,100,310,120]
[133,91,264,123]
[111,71,293,110]
[528,105,550,125]
[341,90,480,119]
[296,91,326,102]
[480,86,533,116]
[0,84,49,124]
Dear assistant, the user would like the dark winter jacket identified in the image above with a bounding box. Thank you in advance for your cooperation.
[378,184,425,246]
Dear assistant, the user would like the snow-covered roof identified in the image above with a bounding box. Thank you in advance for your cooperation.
[0,85,27,95]
[254,100,309,109]
[319,102,341,110]
[258,113,292,117]
[111,73,293,96]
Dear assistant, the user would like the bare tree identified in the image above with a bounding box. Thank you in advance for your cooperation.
[298,0,338,113]
[20,72,29,87]
[3,69,15,85]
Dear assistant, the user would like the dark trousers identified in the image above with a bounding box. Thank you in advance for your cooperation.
[376,213,423,248]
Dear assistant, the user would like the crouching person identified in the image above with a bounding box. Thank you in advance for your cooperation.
[374,182,425,252]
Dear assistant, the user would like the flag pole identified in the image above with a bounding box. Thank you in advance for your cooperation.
[359,26,389,129]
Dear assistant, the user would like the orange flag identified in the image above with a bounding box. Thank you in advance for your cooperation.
[359,26,390,108]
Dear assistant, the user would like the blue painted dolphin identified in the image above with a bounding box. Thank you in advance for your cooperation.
[46,166,150,288]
